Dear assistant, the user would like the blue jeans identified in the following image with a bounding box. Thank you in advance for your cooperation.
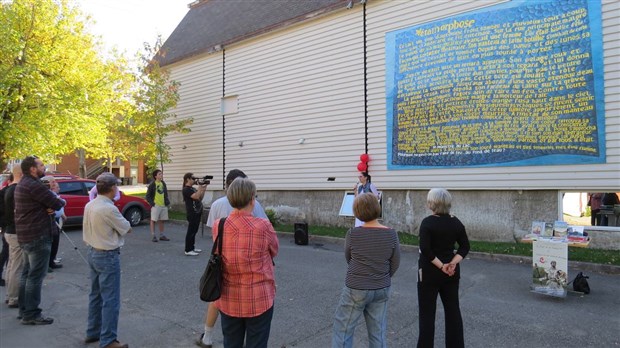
[86,248,121,347]
[332,286,390,348]
[19,235,52,320]
[220,306,274,348]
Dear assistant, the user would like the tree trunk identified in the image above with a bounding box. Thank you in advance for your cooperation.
[77,149,87,178]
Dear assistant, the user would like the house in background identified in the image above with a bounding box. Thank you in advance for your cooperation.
[3,155,148,185]
[154,0,619,246]
[54,153,148,185]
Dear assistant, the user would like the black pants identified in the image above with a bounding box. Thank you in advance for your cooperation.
[221,306,274,348]
[49,232,59,267]
[185,213,201,252]
[417,266,464,348]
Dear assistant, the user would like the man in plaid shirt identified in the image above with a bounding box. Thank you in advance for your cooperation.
[15,156,65,325]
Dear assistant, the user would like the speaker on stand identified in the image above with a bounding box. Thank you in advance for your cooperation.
[294,222,308,245]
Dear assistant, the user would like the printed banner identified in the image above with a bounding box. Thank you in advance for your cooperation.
[532,239,569,297]
[385,0,605,168]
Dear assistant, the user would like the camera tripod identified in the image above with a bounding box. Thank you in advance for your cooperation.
[56,221,89,266]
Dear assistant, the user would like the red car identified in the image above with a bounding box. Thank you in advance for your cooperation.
[56,177,151,227]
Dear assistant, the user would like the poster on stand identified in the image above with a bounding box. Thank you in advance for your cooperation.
[531,240,568,297]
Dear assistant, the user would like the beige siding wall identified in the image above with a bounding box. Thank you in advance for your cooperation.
[165,0,619,192]
[222,8,365,189]
[602,0,620,170]
[164,55,224,189]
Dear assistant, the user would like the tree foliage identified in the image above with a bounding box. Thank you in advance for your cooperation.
[0,0,129,164]
[132,37,192,171]
[0,1,192,171]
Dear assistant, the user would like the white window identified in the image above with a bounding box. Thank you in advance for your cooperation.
[221,95,238,115]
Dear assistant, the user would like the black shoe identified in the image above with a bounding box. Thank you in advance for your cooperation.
[21,316,54,325]
[84,336,100,343]
[49,263,63,269]
[8,303,18,308]
[47,267,53,273]
[0,278,5,286]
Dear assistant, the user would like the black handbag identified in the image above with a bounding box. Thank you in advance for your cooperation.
[568,272,590,294]
[199,217,225,302]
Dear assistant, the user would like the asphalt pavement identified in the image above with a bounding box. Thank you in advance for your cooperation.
[1,221,619,348]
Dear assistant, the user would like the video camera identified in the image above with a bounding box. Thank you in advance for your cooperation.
[192,175,213,185]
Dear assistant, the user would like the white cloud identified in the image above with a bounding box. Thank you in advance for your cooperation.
[75,0,189,55]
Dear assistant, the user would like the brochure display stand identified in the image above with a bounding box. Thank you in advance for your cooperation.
[522,221,590,298]
[531,240,569,298]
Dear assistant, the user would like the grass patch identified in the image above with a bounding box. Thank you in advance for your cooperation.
[568,247,619,265]
[469,241,532,257]
[168,210,186,221]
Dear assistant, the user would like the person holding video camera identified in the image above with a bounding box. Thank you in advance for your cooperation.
[182,173,208,256]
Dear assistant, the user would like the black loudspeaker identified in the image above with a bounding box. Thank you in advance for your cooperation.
[294,222,308,245]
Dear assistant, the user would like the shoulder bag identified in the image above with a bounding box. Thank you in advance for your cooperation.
[199,217,225,302]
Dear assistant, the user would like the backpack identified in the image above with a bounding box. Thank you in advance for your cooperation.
[569,272,590,294]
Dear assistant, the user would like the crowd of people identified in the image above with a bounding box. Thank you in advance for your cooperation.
[193,170,469,348]
[1,158,471,348]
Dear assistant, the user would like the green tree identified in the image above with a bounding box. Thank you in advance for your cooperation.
[0,0,127,164]
[132,37,192,171]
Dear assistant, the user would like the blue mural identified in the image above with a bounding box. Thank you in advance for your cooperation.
[385,0,605,169]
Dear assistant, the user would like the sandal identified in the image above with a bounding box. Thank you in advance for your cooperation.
[159,236,170,241]
[152,236,158,242]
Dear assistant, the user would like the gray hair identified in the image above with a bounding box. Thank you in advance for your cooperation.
[40,175,56,183]
[427,188,452,214]
[227,177,256,209]
[96,172,119,195]
[40,175,55,190]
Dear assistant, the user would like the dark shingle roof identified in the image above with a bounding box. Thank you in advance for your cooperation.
[157,0,348,67]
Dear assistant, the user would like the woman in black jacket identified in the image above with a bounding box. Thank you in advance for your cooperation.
[417,188,470,348]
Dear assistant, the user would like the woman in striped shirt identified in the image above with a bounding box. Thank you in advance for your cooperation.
[332,193,401,348]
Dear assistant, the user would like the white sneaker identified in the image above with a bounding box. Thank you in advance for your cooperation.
[193,249,202,253]
[185,251,199,256]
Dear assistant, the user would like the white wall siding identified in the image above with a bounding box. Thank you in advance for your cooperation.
[164,54,224,189]
[222,8,366,189]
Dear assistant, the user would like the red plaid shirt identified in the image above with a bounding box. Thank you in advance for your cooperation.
[213,210,279,317]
